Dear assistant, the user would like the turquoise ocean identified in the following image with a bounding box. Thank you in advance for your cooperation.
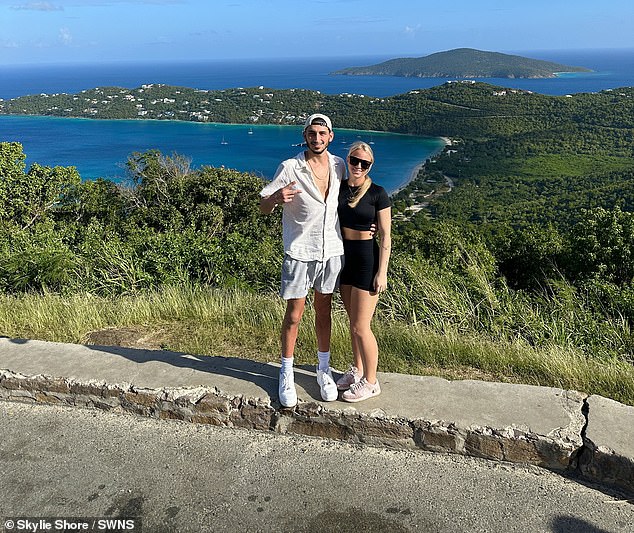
[1,49,632,192]
[0,115,445,193]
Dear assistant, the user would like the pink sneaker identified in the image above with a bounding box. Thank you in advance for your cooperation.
[336,365,361,391]
[342,378,381,403]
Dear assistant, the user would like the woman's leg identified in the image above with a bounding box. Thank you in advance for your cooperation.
[340,284,364,373]
[347,286,379,384]
[313,290,332,353]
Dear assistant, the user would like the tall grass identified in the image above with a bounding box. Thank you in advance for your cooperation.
[384,254,634,360]
[0,284,632,406]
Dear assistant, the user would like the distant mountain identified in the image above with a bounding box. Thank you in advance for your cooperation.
[332,48,592,79]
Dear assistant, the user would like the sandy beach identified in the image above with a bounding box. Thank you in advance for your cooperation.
[391,137,450,195]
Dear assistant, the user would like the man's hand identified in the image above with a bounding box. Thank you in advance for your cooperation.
[277,181,302,204]
[260,181,301,213]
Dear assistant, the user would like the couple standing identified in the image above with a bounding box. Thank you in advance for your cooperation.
[259,113,392,407]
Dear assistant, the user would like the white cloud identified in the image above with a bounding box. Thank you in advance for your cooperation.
[59,27,72,45]
[6,0,183,6]
[10,2,63,10]
[404,24,421,36]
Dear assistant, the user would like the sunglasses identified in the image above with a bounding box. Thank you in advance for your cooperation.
[348,155,372,170]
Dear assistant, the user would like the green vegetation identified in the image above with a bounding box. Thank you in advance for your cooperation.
[333,48,592,78]
[3,80,630,137]
[0,143,281,295]
[1,285,632,406]
[1,81,633,405]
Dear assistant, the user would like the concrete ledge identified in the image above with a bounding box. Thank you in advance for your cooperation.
[0,337,632,496]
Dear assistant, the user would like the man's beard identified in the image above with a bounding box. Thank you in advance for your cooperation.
[307,142,329,155]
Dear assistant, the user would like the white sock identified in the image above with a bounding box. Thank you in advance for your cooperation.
[317,351,330,371]
[281,356,294,375]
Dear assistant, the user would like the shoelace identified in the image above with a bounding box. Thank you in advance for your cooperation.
[321,371,334,385]
[349,378,367,393]
[280,373,293,390]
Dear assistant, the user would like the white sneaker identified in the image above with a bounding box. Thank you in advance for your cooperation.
[279,371,297,407]
[336,365,361,390]
[316,366,338,402]
[342,378,381,403]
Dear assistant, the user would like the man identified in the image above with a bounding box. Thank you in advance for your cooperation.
[260,113,345,407]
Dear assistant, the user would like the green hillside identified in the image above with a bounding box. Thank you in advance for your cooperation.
[2,81,633,232]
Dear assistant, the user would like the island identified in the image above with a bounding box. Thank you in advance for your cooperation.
[331,48,592,79]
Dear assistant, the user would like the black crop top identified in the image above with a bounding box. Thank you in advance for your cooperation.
[338,180,391,231]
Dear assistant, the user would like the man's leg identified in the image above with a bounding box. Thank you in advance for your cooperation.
[281,297,306,357]
[313,290,338,401]
[278,297,305,408]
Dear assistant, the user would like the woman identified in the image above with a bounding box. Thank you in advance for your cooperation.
[336,141,392,402]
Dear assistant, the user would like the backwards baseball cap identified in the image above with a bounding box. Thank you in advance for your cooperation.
[303,113,332,132]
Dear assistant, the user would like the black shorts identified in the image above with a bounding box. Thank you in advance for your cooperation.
[340,239,379,292]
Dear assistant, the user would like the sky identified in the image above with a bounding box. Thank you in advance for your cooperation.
[1,0,633,66]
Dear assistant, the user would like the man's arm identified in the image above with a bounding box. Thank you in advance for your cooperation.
[259,194,279,214]
[259,181,301,214]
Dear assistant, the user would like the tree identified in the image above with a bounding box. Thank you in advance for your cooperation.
[567,207,634,285]
[0,142,80,229]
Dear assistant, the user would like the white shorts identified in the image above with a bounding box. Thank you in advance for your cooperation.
[280,254,344,300]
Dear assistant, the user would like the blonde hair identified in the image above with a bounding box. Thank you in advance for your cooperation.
[347,141,374,208]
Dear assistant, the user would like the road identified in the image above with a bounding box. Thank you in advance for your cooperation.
[1,400,632,533]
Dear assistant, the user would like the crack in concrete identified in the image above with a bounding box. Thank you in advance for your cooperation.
[568,397,591,472]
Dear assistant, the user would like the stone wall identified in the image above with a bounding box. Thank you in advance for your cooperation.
[1,368,632,496]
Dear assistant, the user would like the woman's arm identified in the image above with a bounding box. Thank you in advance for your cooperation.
[373,207,392,294]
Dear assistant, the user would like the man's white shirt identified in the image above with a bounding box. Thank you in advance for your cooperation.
[260,151,345,262]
